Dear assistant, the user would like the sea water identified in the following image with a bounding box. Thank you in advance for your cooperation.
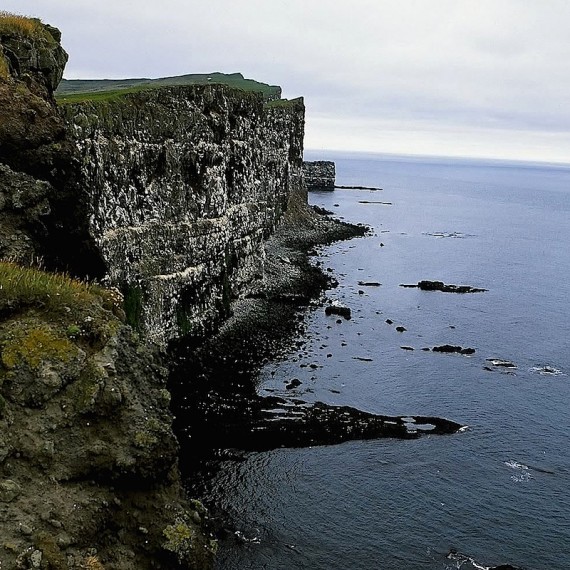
[184,152,570,570]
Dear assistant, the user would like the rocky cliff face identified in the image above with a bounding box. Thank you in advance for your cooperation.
[0,16,311,570]
[60,89,305,347]
[303,160,335,190]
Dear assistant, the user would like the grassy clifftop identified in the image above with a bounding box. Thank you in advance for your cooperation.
[0,11,52,40]
[56,71,282,103]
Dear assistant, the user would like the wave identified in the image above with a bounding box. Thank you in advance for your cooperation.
[422,231,476,239]
[445,549,525,570]
[529,365,565,376]
[504,460,533,483]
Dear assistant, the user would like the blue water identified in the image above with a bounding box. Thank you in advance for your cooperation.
[188,153,570,570]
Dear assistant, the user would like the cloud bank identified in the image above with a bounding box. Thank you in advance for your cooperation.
[4,0,570,163]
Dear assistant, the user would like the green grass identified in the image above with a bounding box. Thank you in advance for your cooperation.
[56,85,154,104]
[56,72,282,103]
[0,262,126,370]
[0,261,114,316]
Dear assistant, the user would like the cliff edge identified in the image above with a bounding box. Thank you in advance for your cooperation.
[0,15,216,570]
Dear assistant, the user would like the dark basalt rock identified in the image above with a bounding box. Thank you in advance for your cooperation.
[400,280,487,293]
[433,345,475,355]
[303,160,335,190]
[325,304,352,319]
[358,281,381,286]
[200,399,463,452]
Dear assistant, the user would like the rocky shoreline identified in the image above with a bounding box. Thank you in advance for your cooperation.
[168,198,463,471]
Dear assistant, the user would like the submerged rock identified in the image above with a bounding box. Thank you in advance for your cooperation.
[400,280,487,293]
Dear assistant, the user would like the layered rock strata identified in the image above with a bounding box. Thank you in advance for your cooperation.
[303,160,335,190]
[60,89,305,347]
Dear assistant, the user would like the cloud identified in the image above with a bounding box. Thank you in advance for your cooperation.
[4,0,570,163]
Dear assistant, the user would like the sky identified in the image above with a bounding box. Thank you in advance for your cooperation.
[4,1,570,164]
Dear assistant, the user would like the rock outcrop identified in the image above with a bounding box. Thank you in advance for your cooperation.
[303,160,335,190]
[0,263,217,569]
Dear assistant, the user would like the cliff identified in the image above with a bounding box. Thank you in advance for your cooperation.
[59,88,305,347]
[0,16,226,570]
[0,11,345,570]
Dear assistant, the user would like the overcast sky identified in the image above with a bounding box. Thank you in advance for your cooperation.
[5,1,570,164]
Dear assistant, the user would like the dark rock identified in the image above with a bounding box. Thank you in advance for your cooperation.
[400,280,487,293]
[385,319,393,325]
[432,345,475,354]
[210,401,464,451]
[303,160,335,191]
[334,184,383,191]
[286,378,302,390]
[400,346,414,351]
[325,304,352,319]
[358,281,381,287]
[311,205,334,216]
[396,326,407,332]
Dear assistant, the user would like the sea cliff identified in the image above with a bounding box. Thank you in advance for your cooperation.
[59,88,305,347]
[0,12,377,568]
[0,16,313,569]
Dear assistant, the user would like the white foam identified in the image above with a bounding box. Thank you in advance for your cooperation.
[505,460,534,482]
[530,365,565,376]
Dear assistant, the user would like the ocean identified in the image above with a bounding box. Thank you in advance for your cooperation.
[183,152,570,570]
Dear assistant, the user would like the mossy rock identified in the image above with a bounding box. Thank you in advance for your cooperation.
[0,319,87,406]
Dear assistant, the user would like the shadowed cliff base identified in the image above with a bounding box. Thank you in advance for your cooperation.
[168,203,463,471]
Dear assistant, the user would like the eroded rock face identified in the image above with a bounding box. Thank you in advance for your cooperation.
[61,89,306,346]
[0,275,216,569]
[0,20,73,265]
[0,164,53,261]
[303,160,335,190]
[0,21,68,174]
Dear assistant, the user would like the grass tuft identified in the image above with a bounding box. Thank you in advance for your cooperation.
[0,261,115,316]
[0,11,45,38]
[0,55,9,80]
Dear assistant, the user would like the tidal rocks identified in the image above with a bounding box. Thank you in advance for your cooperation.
[325,304,352,320]
[303,160,335,190]
[334,184,383,191]
[433,345,476,355]
[400,280,487,293]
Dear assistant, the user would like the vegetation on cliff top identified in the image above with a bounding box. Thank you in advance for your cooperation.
[0,262,124,362]
[0,11,52,40]
[0,261,117,316]
[56,71,282,103]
